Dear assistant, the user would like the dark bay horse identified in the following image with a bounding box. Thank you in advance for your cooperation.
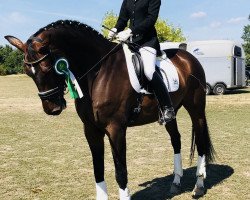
[5,20,215,199]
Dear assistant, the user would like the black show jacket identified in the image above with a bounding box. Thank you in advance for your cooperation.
[115,0,161,51]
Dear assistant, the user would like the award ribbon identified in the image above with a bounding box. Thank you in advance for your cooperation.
[54,58,83,99]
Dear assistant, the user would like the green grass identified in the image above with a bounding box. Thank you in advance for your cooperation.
[0,75,250,200]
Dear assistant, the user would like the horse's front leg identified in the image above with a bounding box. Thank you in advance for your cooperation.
[106,122,130,200]
[165,119,183,194]
[84,123,108,200]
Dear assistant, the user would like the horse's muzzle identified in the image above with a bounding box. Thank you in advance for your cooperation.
[42,97,66,115]
[38,87,66,115]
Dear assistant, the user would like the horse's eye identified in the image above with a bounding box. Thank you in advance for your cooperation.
[38,46,49,54]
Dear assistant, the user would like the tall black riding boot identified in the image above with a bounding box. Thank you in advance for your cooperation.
[150,72,175,124]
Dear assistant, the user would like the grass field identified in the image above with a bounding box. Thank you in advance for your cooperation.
[0,75,249,200]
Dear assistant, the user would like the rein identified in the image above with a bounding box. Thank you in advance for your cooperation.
[78,42,121,80]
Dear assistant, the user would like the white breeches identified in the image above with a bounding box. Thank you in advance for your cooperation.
[139,47,157,81]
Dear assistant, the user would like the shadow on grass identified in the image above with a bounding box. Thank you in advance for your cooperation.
[224,88,250,95]
[131,164,234,200]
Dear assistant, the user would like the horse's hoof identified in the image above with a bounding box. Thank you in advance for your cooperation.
[170,183,181,194]
[192,185,205,198]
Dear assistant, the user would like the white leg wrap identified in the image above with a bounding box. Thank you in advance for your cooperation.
[173,154,183,185]
[96,181,108,200]
[196,155,206,178]
[174,154,183,177]
[119,188,131,200]
[173,174,181,185]
[196,176,204,188]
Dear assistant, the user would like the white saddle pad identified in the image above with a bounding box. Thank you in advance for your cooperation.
[123,43,179,93]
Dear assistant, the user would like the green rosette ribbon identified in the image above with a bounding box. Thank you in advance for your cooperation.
[54,58,79,99]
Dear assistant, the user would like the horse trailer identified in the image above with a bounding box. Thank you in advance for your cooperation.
[160,40,246,95]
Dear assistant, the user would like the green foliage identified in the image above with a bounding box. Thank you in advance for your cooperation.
[101,11,186,42]
[101,11,119,38]
[242,15,250,66]
[0,45,23,75]
[155,18,186,42]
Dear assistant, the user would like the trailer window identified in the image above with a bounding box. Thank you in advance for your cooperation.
[234,46,242,57]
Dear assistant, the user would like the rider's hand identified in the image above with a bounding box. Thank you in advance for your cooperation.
[117,29,132,42]
[108,28,117,40]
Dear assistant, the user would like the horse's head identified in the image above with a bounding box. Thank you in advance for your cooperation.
[5,20,116,115]
[5,33,67,115]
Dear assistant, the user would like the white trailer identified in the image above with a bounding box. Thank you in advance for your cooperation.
[160,40,246,95]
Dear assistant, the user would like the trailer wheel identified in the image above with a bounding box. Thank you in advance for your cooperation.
[246,75,250,86]
[213,83,226,95]
[206,84,211,95]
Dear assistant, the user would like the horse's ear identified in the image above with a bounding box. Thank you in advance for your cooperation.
[4,35,25,52]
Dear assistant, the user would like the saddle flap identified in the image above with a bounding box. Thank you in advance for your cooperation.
[131,53,145,85]
[123,43,179,93]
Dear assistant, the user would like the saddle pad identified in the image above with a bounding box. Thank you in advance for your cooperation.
[123,43,179,93]
[156,52,179,92]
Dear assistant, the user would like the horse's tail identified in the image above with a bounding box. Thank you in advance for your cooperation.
[190,127,196,164]
[190,116,216,164]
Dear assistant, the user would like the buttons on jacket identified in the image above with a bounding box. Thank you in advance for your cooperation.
[115,0,161,50]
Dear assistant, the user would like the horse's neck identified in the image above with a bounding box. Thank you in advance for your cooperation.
[63,37,114,79]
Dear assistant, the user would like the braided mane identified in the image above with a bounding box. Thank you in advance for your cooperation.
[33,20,105,40]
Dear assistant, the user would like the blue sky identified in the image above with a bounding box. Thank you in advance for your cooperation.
[0,0,249,45]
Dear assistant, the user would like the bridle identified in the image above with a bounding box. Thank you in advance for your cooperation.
[38,86,65,101]
[23,51,65,101]
[23,53,49,66]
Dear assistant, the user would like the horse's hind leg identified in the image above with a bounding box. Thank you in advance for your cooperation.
[183,90,215,197]
[106,122,130,200]
[191,115,215,198]
[165,118,183,194]
[189,113,209,197]
[84,123,107,200]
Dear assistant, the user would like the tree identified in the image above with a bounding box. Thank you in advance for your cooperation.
[155,18,186,42]
[0,45,23,75]
[242,15,250,66]
[101,11,186,42]
[101,11,119,39]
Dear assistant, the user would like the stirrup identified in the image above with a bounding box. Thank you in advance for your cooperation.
[159,107,175,125]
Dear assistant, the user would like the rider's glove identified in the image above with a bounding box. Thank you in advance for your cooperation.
[117,29,132,42]
[107,28,117,39]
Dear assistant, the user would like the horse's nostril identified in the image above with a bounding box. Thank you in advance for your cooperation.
[51,106,62,115]
[42,97,66,116]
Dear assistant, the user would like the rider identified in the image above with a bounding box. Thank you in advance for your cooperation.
[108,0,175,123]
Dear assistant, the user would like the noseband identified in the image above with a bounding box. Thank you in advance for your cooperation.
[24,51,65,101]
[23,53,49,66]
[38,87,65,100]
